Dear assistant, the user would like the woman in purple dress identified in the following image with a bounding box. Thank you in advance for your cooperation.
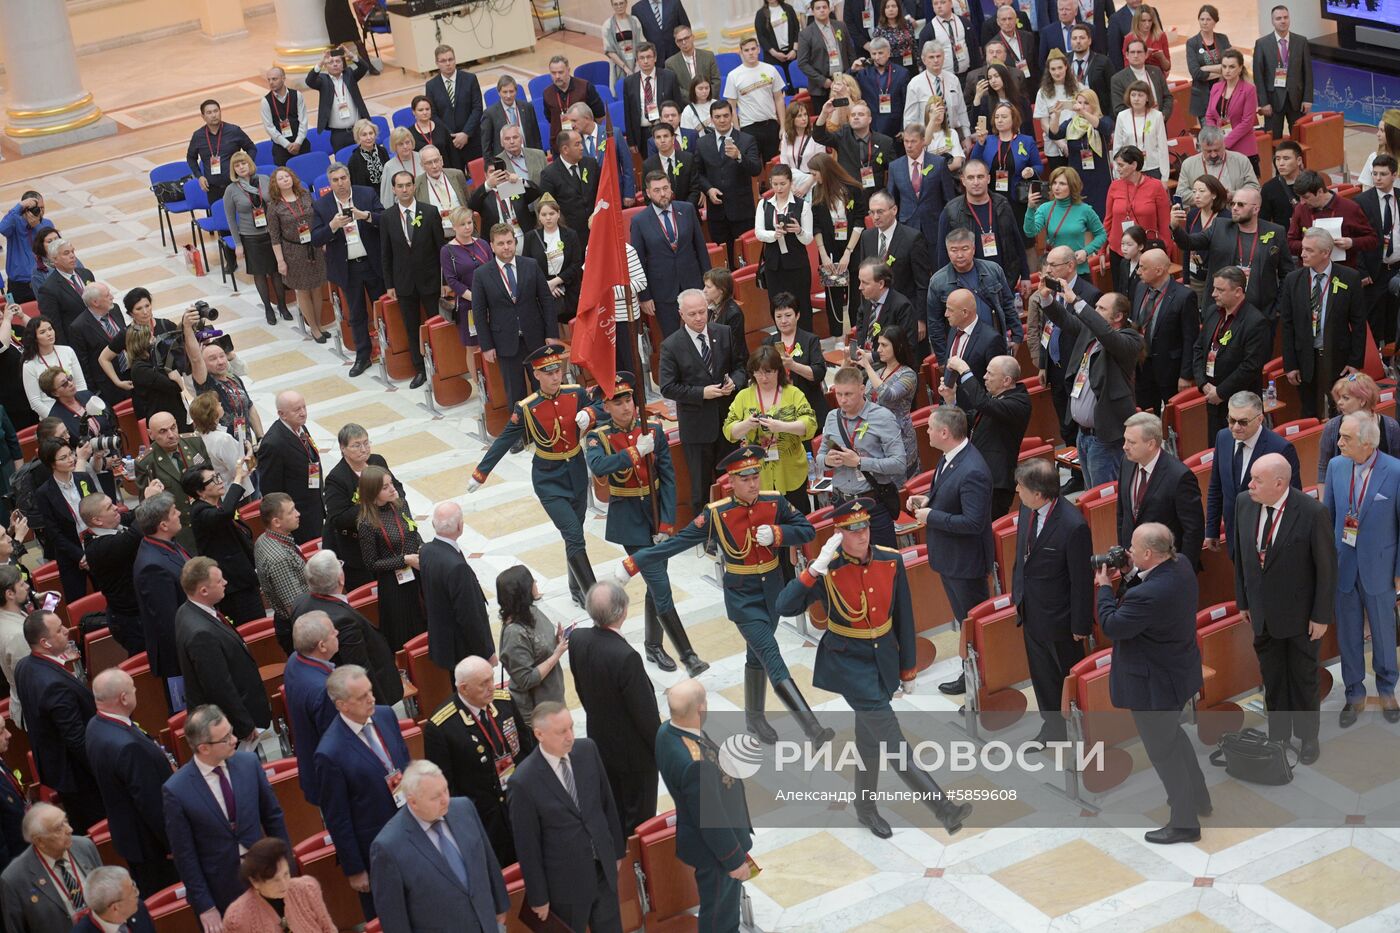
[440,206,492,346]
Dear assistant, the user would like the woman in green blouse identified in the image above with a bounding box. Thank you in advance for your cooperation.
[723,344,818,512]
[1022,165,1107,276]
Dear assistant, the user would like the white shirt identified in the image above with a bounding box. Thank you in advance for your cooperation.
[539,748,578,796]
[687,325,712,359]
[335,193,367,261]
[1257,489,1289,550]
[722,62,783,125]
[436,535,463,554]
[1133,449,1162,495]
[54,475,88,535]
[194,756,237,823]
[942,437,970,468]
[412,810,462,859]
[933,16,969,72]
[327,75,356,128]
[1233,425,1263,483]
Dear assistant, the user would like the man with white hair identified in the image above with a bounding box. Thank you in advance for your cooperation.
[423,654,530,866]
[71,865,152,933]
[35,238,94,342]
[370,759,510,933]
[1280,227,1367,419]
[69,281,129,406]
[413,145,471,235]
[0,802,101,932]
[255,390,324,544]
[419,502,494,673]
[281,611,339,806]
[291,549,402,707]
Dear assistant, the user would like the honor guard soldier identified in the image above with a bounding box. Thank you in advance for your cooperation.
[468,345,601,606]
[777,497,974,838]
[422,656,532,868]
[585,372,709,676]
[655,679,754,933]
[618,444,832,745]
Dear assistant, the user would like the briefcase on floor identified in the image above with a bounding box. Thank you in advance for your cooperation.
[1208,727,1296,785]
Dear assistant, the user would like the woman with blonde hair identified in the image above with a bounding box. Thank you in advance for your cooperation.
[1046,88,1114,214]
[921,101,963,169]
[379,126,421,208]
[346,118,389,191]
[267,166,328,342]
[223,151,289,325]
[1125,3,1171,74]
[822,74,863,132]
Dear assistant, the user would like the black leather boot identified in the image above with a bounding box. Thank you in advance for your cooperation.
[772,678,835,746]
[658,607,708,676]
[897,765,972,835]
[643,594,676,672]
[565,551,596,608]
[744,667,778,744]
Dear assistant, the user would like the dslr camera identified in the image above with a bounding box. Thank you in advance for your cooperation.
[76,397,122,455]
[1089,545,1131,572]
[155,300,234,373]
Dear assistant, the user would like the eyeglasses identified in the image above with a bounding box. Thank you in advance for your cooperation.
[344,441,371,451]
[1226,414,1261,427]
[204,732,238,747]
[55,377,72,389]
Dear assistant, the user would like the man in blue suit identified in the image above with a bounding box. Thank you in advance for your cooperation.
[315,664,411,921]
[1204,390,1301,556]
[632,0,690,62]
[311,162,385,378]
[1097,522,1210,845]
[163,705,289,925]
[570,103,637,205]
[470,224,561,409]
[281,611,339,807]
[1325,412,1400,727]
[886,131,956,249]
[906,407,996,695]
[370,760,509,933]
[132,494,190,711]
[426,46,485,168]
[85,669,178,897]
[631,171,710,341]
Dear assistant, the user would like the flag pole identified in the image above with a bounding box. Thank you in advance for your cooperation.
[623,282,663,534]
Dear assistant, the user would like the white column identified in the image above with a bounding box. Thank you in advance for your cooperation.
[273,0,333,80]
[0,0,116,155]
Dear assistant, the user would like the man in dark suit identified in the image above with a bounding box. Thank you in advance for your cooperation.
[426,45,485,168]
[294,550,404,707]
[163,705,289,922]
[380,171,447,389]
[1043,286,1143,487]
[304,48,371,150]
[885,136,956,252]
[1105,0,1138,70]
[1194,267,1273,443]
[321,425,395,592]
[633,171,710,341]
[943,354,1033,518]
[0,723,29,873]
[370,760,510,933]
[634,0,689,61]
[281,611,338,808]
[132,494,190,708]
[479,75,542,158]
[660,289,748,517]
[851,259,917,357]
[85,669,178,898]
[1066,24,1113,112]
[420,501,495,672]
[854,42,909,138]
[797,0,856,111]
[1235,453,1335,763]
[423,655,531,868]
[1132,248,1199,413]
[1356,153,1400,349]
[1170,187,1294,321]
[509,702,627,933]
[1205,391,1302,555]
[67,282,128,405]
[256,389,325,544]
[623,43,681,154]
[174,558,270,747]
[1119,412,1205,568]
[640,126,701,208]
[813,99,895,204]
[316,665,411,920]
[906,407,995,696]
[0,803,101,932]
[1098,522,1209,844]
[1280,230,1369,419]
[72,865,157,933]
[1253,5,1312,138]
[35,239,94,342]
[471,222,560,408]
[538,130,602,250]
[1038,0,1079,66]
[568,581,661,837]
[12,610,105,833]
[469,159,542,241]
[1012,458,1092,743]
[312,162,384,377]
[858,192,934,327]
[1110,40,1173,119]
[693,101,762,265]
[80,493,145,652]
[934,287,1008,385]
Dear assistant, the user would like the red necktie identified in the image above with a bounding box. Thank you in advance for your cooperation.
[911,161,922,195]
[1133,468,1148,516]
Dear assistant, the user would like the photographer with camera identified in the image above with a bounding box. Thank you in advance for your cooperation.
[127,308,203,433]
[189,339,261,446]
[1096,521,1210,845]
[0,192,54,303]
[36,367,123,477]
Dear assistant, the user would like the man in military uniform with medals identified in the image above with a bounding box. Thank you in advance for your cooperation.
[422,655,532,867]
[468,344,601,606]
[776,497,974,838]
[618,444,833,746]
[656,678,754,933]
[585,371,709,676]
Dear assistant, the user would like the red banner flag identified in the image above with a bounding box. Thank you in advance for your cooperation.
[570,137,627,396]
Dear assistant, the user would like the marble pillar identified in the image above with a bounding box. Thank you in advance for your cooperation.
[0,0,117,155]
[273,0,333,79]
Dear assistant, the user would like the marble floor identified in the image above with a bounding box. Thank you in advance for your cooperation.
[4,9,1395,933]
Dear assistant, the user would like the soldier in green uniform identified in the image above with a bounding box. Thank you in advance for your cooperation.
[777,498,974,838]
[467,345,600,606]
[584,372,707,676]
[619,444,832,746]
[656,678,753,933]
[135,410,210,552]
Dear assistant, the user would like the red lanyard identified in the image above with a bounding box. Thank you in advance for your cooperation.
[498,262,517,299]
[428,174,451,206]
[1122,179,1142,223]
[1259,499,1285,548]
[294,428,317,460]
[1131,111,1144,147]
[1350,454,1377,514]
[36,350,60,369]
[1236,231,1259,269]
[144,536,190,560]
[286,196,306,227]
[1211,309,1235,348]
[271,92,292,126]
[293,653,333,674]
[471,706,506,756]
[204,126,223,164]
[1140,286,1168,327]
[379,506,409,552]
[860,136,874,167]
[995,139,1013,172]
[879,66,894,95]
[1049,201,1074,242]
[415,122,435,144]
[968,200,993,235]
[39,855,83,906]
[756,384,779,413]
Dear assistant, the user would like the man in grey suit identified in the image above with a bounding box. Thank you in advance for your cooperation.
[1234,453,1335,765]
[0,803,101,933]
[478,76,543,157]
[1109,39,1172,120]
[493,124,547,186]
[796,0,855,112]
[1252,5,1312,138]
[370,760,509,933]
[665,25,720,104]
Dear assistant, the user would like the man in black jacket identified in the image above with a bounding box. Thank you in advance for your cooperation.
[1171,187,1294,321]
[1260,140,1305,229]
[470,225,561,408]
[425,45,484,168]
[936,159,1027,286]
[1194,267,1272,442]
[538,130,601,250]
[623,43,682,154]
[304,48,371,151]
[256,390,325,543]
[81,493,145,654]
[184,463,260,624]
[851,259,917,357]
[1118,412,1205,569]
[1280,229,1368,419]
[641,124,701,207]
[321,423,396,592]
[34,239,94,342]
[693,101,762,267]
[174,558,270,746]
[379,171,447,389]
[295,550,403,707]
[1132,248,1199,413]
[68,283,128,406]
[813,99,896,210]
[421,502,495,672]
[943,354,1032,518]
[479,76,543,157]
[855,192,933,331]
[568,581,661,837]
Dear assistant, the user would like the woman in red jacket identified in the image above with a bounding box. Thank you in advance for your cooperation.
[1105,145,1173,292]
[1205,50,1261,176]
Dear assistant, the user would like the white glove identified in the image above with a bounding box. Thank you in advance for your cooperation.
[652,532,670,544]
[809,533,843,576]
[466,478,481,494]
[574,410,591,430]
[755,524,775,546]
[635,432,655,456]
[610,559,633,586]
[901,678,916,695]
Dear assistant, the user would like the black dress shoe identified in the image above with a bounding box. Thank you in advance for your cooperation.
[509,438,527,455]
[856,808,893,839]
[313,332,330,344]
[645,644,677,672]
[1340,703,1364,728]
[264,307,277,325]
[1198,799,1213,817]
[1061,473,1086,494]
[1145,826,1200,845]
[278,306,293,321]
[408,372,426,389]
[348,360,370,377]
[938,674,966,695]
[1299,738,1320,764]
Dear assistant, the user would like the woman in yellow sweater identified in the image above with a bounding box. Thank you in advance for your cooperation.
[723,344,818,513]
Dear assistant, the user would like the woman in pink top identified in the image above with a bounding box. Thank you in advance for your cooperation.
[1205,49,1260,175]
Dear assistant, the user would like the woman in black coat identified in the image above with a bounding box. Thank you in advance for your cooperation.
[702,268,748,355]
[408,95,450,154]
[755,0,802,92]
[184,461,263,623]
[763,298,828,428]
[356,463,424,652]
[126,322,191,432]
[322,423,401,592]
[523,195,583,324]
[346,119,390,193]
[33,439,100,601]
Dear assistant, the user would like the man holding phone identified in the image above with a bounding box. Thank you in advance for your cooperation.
[311,163,384,378]
[819,366,907,549]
